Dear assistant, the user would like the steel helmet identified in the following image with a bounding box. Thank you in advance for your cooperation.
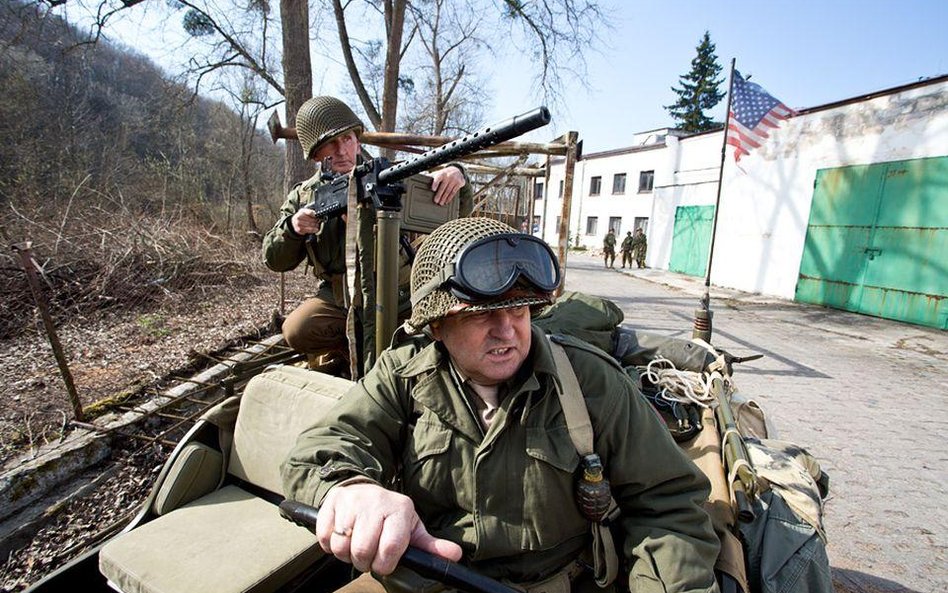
[296,96,364,160]
[407,217,559,333]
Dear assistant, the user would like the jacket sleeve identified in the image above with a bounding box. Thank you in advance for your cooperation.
[280,349,412,506]
[570,345,720,593]
[262,186,308,273]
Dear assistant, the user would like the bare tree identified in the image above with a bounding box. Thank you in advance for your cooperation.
[329,0,603,143]
[402,0,486,136]
[330,0,413,160]
[42,0,310,193]
[278,0,313,189]
[496,0,604,105]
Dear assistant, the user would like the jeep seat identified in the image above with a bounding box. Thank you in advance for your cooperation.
[99,366,353,593]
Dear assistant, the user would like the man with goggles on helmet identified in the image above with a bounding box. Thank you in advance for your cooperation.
[283,217,720,593]
[263,96,471,375]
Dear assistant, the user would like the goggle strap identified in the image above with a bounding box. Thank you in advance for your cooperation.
[410,262,457,308]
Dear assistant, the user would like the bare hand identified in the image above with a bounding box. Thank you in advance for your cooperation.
[430,166,466,206]
[315,483,463,575]
[291,209,322,236]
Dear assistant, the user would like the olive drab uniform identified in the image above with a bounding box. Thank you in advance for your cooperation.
[602,230,616,268]
[282,325,720,592]
[620,232,633,268]
[263,161,473,376]
[631,229,647,269]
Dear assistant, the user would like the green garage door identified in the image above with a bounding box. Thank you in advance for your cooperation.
[796,156,948,329]
[669,205,715,277]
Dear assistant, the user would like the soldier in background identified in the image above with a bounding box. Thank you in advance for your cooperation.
[620,231,634,268]
[602,228,616,268]
[262,96,470,375]
[631,227,648,269]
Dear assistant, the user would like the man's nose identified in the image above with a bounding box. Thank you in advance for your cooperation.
[488,310,517,336]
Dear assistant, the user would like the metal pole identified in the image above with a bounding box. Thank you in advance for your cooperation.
[693,58,737,343]
[12,241,84,421]
[375,211,401,360]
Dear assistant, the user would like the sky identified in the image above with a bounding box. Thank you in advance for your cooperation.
[61,0,948,154]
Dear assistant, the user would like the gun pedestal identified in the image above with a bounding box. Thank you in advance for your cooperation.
[375,210,401,358]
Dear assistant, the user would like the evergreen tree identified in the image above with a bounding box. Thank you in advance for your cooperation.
[665,31,725,132]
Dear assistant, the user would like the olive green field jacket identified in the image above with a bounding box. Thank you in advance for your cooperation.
[262,173,349,305]
[282,326,719,591]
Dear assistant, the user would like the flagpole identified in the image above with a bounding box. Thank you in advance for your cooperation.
[693,57,736,343]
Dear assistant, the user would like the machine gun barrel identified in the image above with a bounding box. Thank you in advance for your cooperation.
[711,374,758,523]
[374,107,551,186]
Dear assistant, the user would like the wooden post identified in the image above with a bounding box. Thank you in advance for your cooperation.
[556,131,579,291]
[12,242,84,421]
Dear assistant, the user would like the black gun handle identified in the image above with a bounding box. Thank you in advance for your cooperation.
[401,547,520,593]
[278,500,519,593]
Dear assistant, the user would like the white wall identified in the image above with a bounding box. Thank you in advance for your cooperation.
[545,77,948,299]
[713,79,948,298]
[539,145,665,250]
[650,133,721,270]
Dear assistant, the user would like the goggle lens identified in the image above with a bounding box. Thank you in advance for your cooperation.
[452,234,560,300]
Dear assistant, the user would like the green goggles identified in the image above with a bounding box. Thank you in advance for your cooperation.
[413,233,561,305]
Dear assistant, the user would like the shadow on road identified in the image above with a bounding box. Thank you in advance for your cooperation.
[833,567,923,593]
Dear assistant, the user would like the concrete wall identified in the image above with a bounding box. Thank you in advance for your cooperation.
[713,78,948,298]
[544,76,948,299]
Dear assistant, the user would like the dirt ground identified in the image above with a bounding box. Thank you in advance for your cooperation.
[0,271,309,469]
[0,270,312,590]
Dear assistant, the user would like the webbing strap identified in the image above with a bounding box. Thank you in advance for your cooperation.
[547,338,594,457]
[344,169,360,378]
[546,336,619,588]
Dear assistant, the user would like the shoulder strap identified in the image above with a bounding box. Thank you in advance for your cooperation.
[545,335,619,588]
[547,337,594,456]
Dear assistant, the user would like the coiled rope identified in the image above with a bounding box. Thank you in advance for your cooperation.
[641,355,728,409]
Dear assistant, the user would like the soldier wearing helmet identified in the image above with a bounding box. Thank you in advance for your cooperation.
[283,217,720,593]
[263,97,471,374]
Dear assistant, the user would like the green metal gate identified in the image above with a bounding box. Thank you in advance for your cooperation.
[796,156,948,329]
[669,205,715,277]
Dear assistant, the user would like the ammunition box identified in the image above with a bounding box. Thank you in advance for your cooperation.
[400,174,459,233]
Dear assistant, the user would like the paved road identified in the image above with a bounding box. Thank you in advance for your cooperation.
[563,252,947,593]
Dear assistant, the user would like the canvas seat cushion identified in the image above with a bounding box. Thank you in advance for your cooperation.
[100,485,323,593]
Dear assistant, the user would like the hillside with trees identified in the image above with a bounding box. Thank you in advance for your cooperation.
[1,0,285,339]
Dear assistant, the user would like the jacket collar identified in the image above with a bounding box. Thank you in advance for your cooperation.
[394,326,561,442]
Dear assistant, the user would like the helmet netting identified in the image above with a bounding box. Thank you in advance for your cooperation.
[407,217,552,332]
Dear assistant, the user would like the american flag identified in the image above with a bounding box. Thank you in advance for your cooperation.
[726,70,796,161]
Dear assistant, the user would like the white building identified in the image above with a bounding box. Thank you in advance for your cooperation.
[538,74,948,328]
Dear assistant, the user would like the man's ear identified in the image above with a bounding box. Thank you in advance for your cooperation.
[429,321,442,341]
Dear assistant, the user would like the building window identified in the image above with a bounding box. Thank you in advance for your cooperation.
[612,173,626,195]
[638,170,654,193]
[555,216,561,229]
[534,182,544,200]
[558,180,564,198]
[609,217,622,234]
[635,217,649,233]
[585,217,598,236]
[589,176,601,196]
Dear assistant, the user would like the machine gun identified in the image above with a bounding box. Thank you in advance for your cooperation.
[302,107,551,231]
[296,107,552,360]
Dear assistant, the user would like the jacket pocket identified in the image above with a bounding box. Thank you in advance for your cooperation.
[521,426,587,549]
[404,421,457,508]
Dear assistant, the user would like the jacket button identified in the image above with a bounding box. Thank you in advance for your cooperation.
[318,465,334,477]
